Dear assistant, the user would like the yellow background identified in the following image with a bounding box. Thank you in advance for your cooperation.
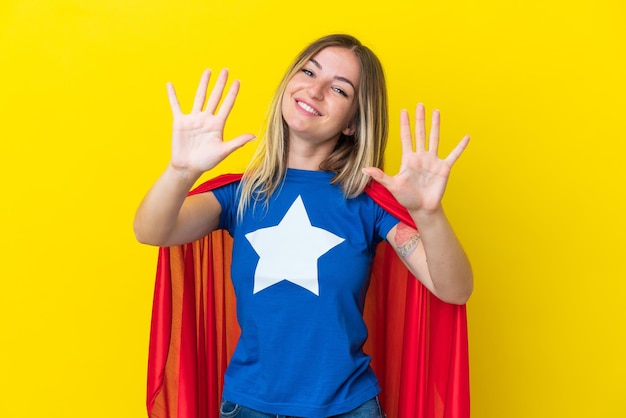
[1,0,624,417]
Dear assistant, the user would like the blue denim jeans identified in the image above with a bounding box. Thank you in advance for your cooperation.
[219,397,386,418]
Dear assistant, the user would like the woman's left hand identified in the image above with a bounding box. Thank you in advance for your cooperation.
[363,103,469,214]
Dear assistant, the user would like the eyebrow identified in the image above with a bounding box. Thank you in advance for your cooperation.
[309,58,356,91]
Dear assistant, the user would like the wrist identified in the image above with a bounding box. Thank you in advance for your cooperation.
[408,206,446,226]
[166,162,203,186]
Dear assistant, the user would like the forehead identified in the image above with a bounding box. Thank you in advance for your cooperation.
[309,46,361,84]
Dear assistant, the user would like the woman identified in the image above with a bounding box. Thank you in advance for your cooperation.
[135,34,472,418]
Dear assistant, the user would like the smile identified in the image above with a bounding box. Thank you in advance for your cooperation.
[296,100,321,116]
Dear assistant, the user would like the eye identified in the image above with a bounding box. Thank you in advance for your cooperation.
[301,68,314,77]
[332,86,349,98]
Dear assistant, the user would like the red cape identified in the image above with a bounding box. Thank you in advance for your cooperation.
[146,174,470,418]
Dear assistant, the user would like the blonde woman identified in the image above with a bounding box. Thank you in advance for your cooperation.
[135,34,472,418]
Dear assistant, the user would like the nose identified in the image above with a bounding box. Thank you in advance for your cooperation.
[307,81,324,100]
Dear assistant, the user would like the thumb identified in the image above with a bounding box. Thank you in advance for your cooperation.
[224,133,256,154]
[362,167,392,187]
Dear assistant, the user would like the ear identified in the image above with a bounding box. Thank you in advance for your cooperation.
[342,122,356,136]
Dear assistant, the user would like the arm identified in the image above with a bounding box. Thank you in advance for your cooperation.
[386,215,472,305]
[133,69,255,247]
[364,104,473,304]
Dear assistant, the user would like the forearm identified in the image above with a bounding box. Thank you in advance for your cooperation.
[133,164,201,246]
[409,208,473,304]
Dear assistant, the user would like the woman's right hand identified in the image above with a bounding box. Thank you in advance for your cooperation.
[167,69,255,178]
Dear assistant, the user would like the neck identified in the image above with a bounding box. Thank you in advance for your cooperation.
[287,154,326,170]
[287,133,339,170]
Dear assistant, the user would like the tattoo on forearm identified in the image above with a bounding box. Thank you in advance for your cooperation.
[395,222,421,258]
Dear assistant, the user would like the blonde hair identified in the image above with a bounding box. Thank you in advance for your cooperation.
[238,34,388,219]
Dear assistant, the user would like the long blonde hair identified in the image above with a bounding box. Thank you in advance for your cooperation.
[238,34,388,219]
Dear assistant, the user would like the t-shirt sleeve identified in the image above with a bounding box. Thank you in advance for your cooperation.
[375,203,400,244]
[211,181,240,233]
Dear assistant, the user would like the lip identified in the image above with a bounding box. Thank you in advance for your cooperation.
[294,98,322,117]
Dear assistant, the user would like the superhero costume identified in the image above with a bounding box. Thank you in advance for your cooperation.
[146,173,469,418]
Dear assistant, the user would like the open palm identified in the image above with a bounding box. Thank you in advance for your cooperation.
[364,104,469,213]
[167,69,255,176]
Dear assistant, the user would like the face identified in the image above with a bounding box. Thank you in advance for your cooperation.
[281,46,361,147]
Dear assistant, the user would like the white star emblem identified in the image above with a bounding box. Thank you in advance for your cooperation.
[245,195,345,296]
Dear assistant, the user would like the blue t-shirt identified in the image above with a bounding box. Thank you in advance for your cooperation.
[213,169,399,417]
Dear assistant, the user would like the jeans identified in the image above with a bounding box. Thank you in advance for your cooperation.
[219,396,386,418]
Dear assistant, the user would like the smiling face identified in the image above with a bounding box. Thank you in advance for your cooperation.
[281,46,361,149]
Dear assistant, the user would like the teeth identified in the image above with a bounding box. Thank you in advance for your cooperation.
[297,101,320,116]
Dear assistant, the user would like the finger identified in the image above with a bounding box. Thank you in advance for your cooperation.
[216,79,240,120]
[444,135,470,166]
[429,109,440,154]
[223,133,256,155]
[205,68,229,114]
[399,109,413,154]
[415,103,426,152]
[192,69,211,112]
[362,167,391,187]
[166,82,182,116]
